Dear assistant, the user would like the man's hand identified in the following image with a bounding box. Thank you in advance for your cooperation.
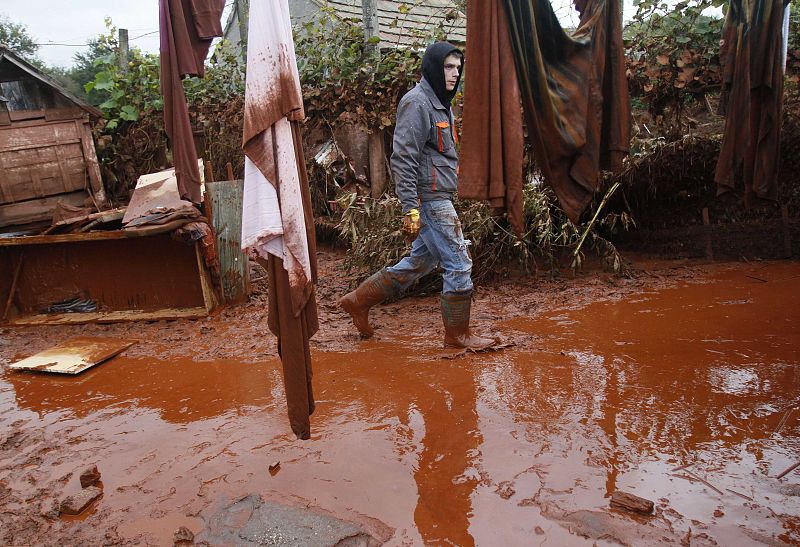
[401,208,421,241]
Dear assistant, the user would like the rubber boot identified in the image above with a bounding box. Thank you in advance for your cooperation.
[441,292,496,349]
[339,269,395,337]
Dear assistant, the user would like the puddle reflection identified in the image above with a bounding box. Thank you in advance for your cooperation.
[3,358,279,423]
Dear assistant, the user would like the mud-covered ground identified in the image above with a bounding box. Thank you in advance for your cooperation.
[1,249,799,546]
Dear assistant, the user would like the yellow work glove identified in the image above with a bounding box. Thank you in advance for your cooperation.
[401,208,421,241]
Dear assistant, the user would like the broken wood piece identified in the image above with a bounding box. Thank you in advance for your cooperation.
[684,469,724,495]
[2,251,23,321]
[79,465,101,488]
[269,461,281,476]
[60,486,102,515]
[610,491,654,515]
[204,160,214,183]
[773,408,794,436]
[775,461,800,480]
[725,488,753,501]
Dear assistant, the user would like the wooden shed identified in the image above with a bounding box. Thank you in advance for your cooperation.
[0,46,107,229]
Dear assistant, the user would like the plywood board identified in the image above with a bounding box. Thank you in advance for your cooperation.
[9,336,135,374]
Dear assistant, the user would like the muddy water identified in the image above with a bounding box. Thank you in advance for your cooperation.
[1,262,798,545]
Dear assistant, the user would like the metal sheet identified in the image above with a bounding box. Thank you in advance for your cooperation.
[206,179,248,303]
[9,336,135,375]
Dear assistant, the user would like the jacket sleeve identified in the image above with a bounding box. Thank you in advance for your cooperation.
[391,97,429,213]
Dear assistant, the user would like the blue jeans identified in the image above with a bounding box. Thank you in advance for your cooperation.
[385,199,473,295]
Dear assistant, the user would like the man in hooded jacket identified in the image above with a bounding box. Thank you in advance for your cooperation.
[339,42,494,350]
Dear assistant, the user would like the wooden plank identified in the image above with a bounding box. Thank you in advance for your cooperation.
[2,251,22,320]
[196,242,221,312]
[7,307,209,326]
[44,106,83,122]
[610,491,654,515]
[9,336,135,374]
[77,120,106,207]
[8,109,46,121]
[0,152,11,202]
[0,190,87,228]
[0,218,183,246]
[0,143,84,168]
[0,120,80,149]
[0,117,82,131]
[205,180,248,303]
[0,137,82,154]
[30,160,45,197]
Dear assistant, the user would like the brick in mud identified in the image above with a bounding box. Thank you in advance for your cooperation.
[79,465,101,488]
[610,491,654,515]
[60,486,102,515]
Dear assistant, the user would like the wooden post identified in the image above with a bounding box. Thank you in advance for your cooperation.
[226,162,234,181]
[118,29,129,73]
[782,204,792,258]
[362,0,380,55]
[369,132,386,198]
[205,180,248,303]
[204,161,214,183]
[236,0,249,60]
[362,0,386,198]
[702,207,714,261]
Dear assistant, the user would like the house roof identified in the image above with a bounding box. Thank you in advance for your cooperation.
[0,47,103,118]
[221,0,466,51]
[312,0,466,47]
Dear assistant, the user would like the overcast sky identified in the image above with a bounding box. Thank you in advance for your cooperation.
[3,1,163,67]
[5,1,643,69]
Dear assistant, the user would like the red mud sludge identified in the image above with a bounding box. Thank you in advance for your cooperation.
[0,261,798,545]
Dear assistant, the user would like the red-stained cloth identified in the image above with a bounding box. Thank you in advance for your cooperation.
[460,0,630,225]
[159,0,224,204]
[459,0,525,236]
[241,0,318,440]
[714,0,790,202]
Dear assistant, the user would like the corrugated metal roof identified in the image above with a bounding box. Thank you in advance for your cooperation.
[310,0,466,46]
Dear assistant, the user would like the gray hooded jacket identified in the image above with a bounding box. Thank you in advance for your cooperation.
[391,78,459,213]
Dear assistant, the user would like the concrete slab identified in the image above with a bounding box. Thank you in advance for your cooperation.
[198,495,389,546]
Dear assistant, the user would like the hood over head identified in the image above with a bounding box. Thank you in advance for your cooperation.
[422,41,463,109]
